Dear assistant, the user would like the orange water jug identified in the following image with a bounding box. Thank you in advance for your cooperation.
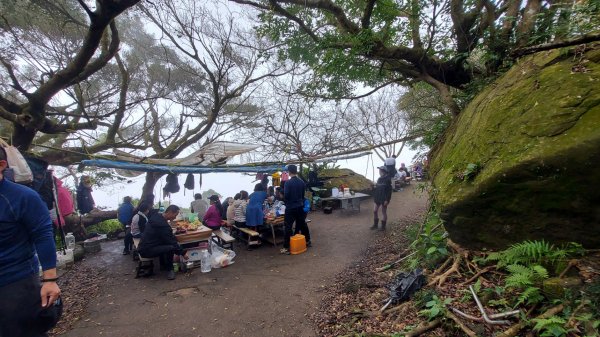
[289,234,307,255]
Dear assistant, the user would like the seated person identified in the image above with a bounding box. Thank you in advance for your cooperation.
[138,205,187,280]
[131,202,151,238]
[203,195,222,230]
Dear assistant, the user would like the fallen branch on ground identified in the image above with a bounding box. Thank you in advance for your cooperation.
[496,304,565,337]
[404,319,442,337]
[376,251,416,272]
[446,310,478,337]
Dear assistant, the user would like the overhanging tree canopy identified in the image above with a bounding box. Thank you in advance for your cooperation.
[229,0,600,115]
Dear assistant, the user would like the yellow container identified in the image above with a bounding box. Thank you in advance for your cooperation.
[290,234,307,255]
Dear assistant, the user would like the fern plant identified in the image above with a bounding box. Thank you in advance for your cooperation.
[486,240,583,269]
[532,315,569,337]
[505,264,549,306]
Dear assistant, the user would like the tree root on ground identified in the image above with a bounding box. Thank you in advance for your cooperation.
[427,240,468,288]
[461,266,494,285]
[404,319,442,337]
[428,254,463,287]
[496,304,565,337]
[445,310,478,337]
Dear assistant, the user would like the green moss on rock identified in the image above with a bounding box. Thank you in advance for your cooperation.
[430,44,600,249]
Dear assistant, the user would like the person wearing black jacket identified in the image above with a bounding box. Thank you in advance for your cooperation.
[281,165,311,254]
[138,205,186,280]
[371,166,392,231]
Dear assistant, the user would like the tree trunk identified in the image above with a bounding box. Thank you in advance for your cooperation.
[141,172,164,205]
[63,210,118,241]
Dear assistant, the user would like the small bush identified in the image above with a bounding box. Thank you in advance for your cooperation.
[86,219,124,236]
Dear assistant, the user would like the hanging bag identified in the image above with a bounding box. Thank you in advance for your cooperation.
[0,138,33,183]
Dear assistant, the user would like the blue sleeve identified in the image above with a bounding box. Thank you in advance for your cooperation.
[21,191,56,270]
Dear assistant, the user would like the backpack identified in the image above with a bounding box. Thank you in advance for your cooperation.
[184,173,194,190]
[163,173,180,195]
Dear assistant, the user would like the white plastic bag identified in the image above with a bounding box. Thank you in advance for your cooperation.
[210,242,236,268]
[0,139,33,183]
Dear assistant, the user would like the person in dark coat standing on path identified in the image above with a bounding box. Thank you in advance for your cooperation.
[371,166,392,231]
[281,165,311,254]
[76,175,95,214]
[138,205,187,280]
[119,196,135,255]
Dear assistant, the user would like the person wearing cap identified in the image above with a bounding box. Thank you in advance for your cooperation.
[203,195,223,230]
[372,166,393,231]
[0,146,62,336]
[138,205,187,280]
[281,164,311,254]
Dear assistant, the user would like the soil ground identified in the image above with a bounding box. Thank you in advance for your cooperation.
[56,184,427,337]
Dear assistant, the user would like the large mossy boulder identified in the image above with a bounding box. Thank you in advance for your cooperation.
[318,168,373,196]
[430,44,600,250]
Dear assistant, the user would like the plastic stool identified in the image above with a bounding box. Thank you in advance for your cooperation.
[289,234,307,255]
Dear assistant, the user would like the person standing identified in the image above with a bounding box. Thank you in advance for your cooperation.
[0,147,62,337]
[76,175,95,214]
[281,165,311,254]
[371,166,392,231]
[190,193,208,220]
[233,190,248,228]
[138,205,187,280]
[245,184,268,246]
[119,196,135,255]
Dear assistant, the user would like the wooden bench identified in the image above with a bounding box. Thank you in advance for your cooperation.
[132,238,154,278]
[212,229,235,251]
[232,225,260,249]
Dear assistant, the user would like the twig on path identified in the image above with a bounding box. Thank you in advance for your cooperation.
[376,251,416,272]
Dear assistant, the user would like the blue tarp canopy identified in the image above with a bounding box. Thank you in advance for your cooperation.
[81,159,285,174]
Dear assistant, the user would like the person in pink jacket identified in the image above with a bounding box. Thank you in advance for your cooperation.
[203,195,222,230]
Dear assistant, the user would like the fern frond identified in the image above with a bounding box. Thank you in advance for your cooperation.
[516,287,544,306]
[532,265,549,280]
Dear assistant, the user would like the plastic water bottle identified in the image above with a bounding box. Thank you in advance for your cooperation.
[65,233,76,250]
[200,250,212,273]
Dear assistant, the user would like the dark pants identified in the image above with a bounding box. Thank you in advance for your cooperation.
[284,207,310,249]
[0,276,58,337]
[139,245,182,271]
[123,227,133,252]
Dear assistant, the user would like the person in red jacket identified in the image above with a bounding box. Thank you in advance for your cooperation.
[203,195,222,230]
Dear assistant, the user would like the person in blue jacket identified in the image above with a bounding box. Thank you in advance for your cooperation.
[0,146,62,337]
[118,196,135,255]
[245,183,268,246]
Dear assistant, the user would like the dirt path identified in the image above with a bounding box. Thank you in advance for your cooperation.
[59,185,427,337]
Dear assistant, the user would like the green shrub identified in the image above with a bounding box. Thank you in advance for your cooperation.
[86,219,124,236]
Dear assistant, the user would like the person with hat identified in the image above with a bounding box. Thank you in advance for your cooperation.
[203,195,223,230]
[372,166,393,231]
[281,164,311,254]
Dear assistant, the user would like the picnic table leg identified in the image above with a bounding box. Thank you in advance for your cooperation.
[270,224,277,247]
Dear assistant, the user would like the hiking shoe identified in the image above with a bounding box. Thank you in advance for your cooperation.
[122,250,130,255]
[167,270,176,280]
[306,241,312,248]
[280,248,290,255]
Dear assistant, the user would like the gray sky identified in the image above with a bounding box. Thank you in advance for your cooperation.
[91,149,417,210]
